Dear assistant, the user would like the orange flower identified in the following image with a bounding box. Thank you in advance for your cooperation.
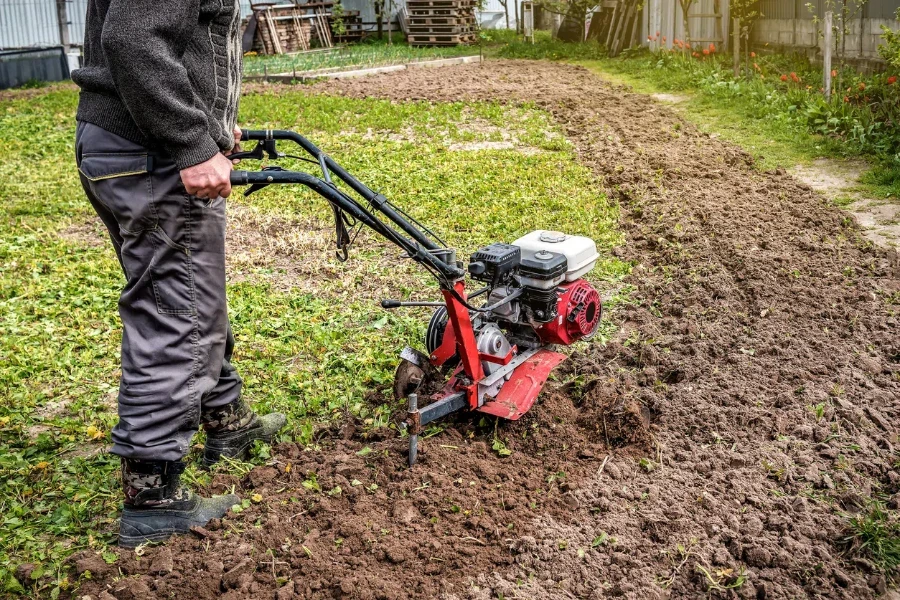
[753,63,760,71]
[750,52,756,58]
[709,43,716,53]
[662,36,667,43]
[790,72,800,83]
[844,96,850,102]
[780,74,788,82]
[831,69,837,77]
[858,82,866,91]
[889,76,898,85]
[703,49,710,56]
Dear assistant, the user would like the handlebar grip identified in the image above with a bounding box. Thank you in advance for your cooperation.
[241,129,274,141]
[381,299,402,309]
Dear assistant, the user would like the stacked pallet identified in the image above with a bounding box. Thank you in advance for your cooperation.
[406,0,476,46]
[330,10,365,43]
[252,3,334,55]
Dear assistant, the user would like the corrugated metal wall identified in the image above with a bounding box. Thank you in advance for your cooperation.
[759,0,898,21]
[0,0,62,49]
[642,0,731,51]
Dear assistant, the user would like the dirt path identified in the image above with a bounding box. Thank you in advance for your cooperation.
[791,159,900,249]
[74,61,899,600]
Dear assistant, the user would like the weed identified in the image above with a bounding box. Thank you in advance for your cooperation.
[810,402,828,421]
[638,457,656,473]
[696,563,747,591]
[841,500,900,577]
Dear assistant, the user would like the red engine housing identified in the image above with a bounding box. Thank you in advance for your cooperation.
[534,279,602,345]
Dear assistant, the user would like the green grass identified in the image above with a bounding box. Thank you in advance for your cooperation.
[0,86,626,596]
[861,162,900,199]
[842,501,900,579]
[244,34,483,76]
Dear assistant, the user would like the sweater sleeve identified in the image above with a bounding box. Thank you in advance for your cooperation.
[101,0,221,170]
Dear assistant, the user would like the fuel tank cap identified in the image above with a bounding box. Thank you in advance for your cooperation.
[539,231,567,243]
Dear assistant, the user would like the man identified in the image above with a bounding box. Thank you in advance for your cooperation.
[72,0,285,548]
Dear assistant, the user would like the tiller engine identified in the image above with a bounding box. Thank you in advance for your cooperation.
[230,130,602,465]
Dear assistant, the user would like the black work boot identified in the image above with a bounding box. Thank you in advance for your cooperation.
[118,459,237,548]
[201,399,286,467]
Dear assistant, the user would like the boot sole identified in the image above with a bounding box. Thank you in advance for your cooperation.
[118,529,182,548]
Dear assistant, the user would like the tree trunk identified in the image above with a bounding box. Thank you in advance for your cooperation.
[503,0,510,29]
[680,0,692,48]
[375,0,384,39]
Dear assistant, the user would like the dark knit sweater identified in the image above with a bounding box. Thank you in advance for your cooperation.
[73,0,242,170]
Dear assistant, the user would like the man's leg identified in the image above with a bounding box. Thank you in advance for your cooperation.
[75,122,280,547]
[198,295,286,466]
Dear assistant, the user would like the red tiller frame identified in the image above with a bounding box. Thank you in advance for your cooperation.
[438,281,484,409]
[433,281,523,409]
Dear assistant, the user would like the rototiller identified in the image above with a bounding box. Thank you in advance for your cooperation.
[230,130,602,465]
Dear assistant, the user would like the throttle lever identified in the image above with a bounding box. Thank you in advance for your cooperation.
[228,139,283,162]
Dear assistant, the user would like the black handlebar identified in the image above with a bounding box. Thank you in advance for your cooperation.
[228,130,465,282]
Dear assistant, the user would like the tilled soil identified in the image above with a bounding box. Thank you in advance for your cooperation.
[73,61,900,599]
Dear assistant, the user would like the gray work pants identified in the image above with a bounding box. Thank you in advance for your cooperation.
[75,121,242,462]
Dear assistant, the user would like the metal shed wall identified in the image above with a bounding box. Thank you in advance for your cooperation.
[642,0,731,51]
[752,0,900,60]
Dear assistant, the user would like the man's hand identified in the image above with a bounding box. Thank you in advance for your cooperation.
[226,126,242,164]
[180,152,233,199]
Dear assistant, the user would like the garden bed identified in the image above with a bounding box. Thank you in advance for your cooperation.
[62,61,900,598]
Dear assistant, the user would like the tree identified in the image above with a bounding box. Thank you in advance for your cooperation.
[807,0,869,92]
[879,9,900,69]
[534,0,597,41]
[678,0,695,48]
[730,0,762,76]
[374,0,385,39]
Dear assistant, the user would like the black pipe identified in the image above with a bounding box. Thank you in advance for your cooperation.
[240,129,441,252]
[230,170,464,280]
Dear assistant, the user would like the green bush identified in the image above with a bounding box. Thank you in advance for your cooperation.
[879,9,900,69]
[494,30,607,61]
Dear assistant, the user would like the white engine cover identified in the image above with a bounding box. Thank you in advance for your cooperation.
[513,230,599,282]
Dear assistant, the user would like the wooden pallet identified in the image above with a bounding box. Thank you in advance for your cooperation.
[408,33,476,43]
[406,0,475,47]
[408,9,474,18]
[406,0,476,8]
[407,24,475,34]
[406,16,472,25]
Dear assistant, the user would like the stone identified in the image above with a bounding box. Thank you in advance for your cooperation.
[221,557,255,590]
[149,548,174,575]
